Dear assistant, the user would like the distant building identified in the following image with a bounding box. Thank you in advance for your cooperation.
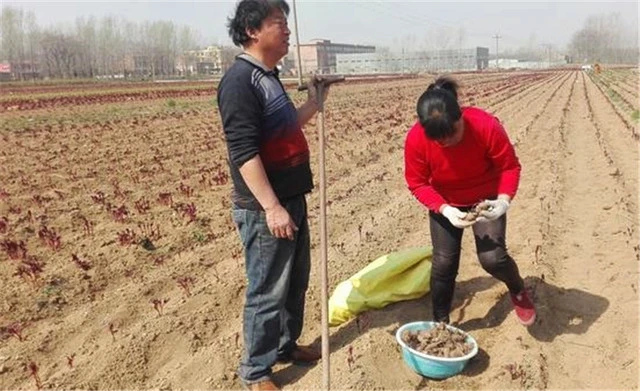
[337,47,490,74]
[180,46,224,76]
[493,58,568,70]
[290,39,376,75]
[0,63,11,81]
[0,61,40,81]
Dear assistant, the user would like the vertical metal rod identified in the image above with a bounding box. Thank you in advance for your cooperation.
[316,82,330,391]
[292,0,304,87]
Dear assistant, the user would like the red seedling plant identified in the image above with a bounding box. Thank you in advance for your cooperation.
[176,276,195,297]
[108,323,118,341]
[0,216,8,234]
[66,354,76,368]
[117,229,137,246]
[212,168,229,186]
[90,191,106,205]
[25,361,42,390]
[112,180,126,199]
[157,192,173,206]
[347,345,355,373]
[71,254,92,271]
[134,198,151,214]
[38,225,61,251]
[15,256,45,284]
[153,256,166,266]
[80,215,94,237]
[111,205,129,223]
[1,239,27,260]
[138,222,161,241]
[178,183,194,198]
[151,298,169,316]
[182,203,197,224]
[1,321,27,341]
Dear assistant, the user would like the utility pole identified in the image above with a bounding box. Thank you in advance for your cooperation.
[292,0,304,87]
[541,43,552,68]
[492,33,502,69]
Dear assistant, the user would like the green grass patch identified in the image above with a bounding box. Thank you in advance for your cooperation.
[606,88,622,103]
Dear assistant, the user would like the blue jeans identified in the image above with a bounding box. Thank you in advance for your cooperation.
[232,195,311,384]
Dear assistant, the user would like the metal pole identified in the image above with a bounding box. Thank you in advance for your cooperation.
[316,82,330,391]
[298,75,344,391]
[492,33,501,70]
[292,0,304,87]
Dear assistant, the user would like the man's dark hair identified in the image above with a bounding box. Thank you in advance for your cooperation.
[416,76,462,140]
[227,0,290,47]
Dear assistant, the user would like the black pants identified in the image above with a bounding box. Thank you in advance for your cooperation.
[429,211,525,323]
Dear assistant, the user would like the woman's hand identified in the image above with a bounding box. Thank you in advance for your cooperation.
[441,205,475,229]
[478,197,510,221]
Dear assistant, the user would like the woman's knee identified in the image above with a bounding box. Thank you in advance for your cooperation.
[477,248,511,272]
[431,250,460,280]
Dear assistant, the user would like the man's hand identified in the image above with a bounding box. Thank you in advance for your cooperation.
[478,198,510,221]
[307,76,330,107]
[265,204,298,240]
[441,205,475,229]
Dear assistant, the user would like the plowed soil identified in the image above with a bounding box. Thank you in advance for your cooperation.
[1,69,638,390]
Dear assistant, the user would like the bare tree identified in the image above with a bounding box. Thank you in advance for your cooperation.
[1,6,26,79]
[569,12,639,64]
[40,29,80,78]
[2,4,212,80]
[75,16,98,77]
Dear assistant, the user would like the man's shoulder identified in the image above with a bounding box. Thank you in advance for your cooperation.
[219,59,246,81]
[219,58,262,88]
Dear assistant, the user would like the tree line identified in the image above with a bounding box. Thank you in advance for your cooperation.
[568,13,638,65]
[0,6,238,80]
[1,5,638,81]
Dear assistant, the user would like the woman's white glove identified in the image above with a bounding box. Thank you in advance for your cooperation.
[478,198,510,221]
[441,205,475,229]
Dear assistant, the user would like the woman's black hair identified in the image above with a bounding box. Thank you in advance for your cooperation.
[416,76,462,140]
[227,0,290,47]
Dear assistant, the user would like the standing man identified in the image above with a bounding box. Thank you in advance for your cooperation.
[218,1,328,390]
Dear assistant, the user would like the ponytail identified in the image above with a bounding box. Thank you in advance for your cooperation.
[427,76,459,100]
[417,76,462,140]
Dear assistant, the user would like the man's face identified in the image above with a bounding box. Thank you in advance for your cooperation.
[253,8,290,59]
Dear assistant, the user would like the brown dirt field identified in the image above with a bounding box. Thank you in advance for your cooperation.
[0,70,638,390]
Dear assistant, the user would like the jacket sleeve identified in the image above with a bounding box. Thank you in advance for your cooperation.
[218,73,264,168]
[486,117,521,199]
[404,126,447,212]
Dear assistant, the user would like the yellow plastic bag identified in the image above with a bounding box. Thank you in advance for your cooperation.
[328,246,432,326]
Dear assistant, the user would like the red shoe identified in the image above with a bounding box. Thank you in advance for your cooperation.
[510,290,536,326]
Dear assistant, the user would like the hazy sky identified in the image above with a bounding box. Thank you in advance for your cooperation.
[4,1,639,51]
